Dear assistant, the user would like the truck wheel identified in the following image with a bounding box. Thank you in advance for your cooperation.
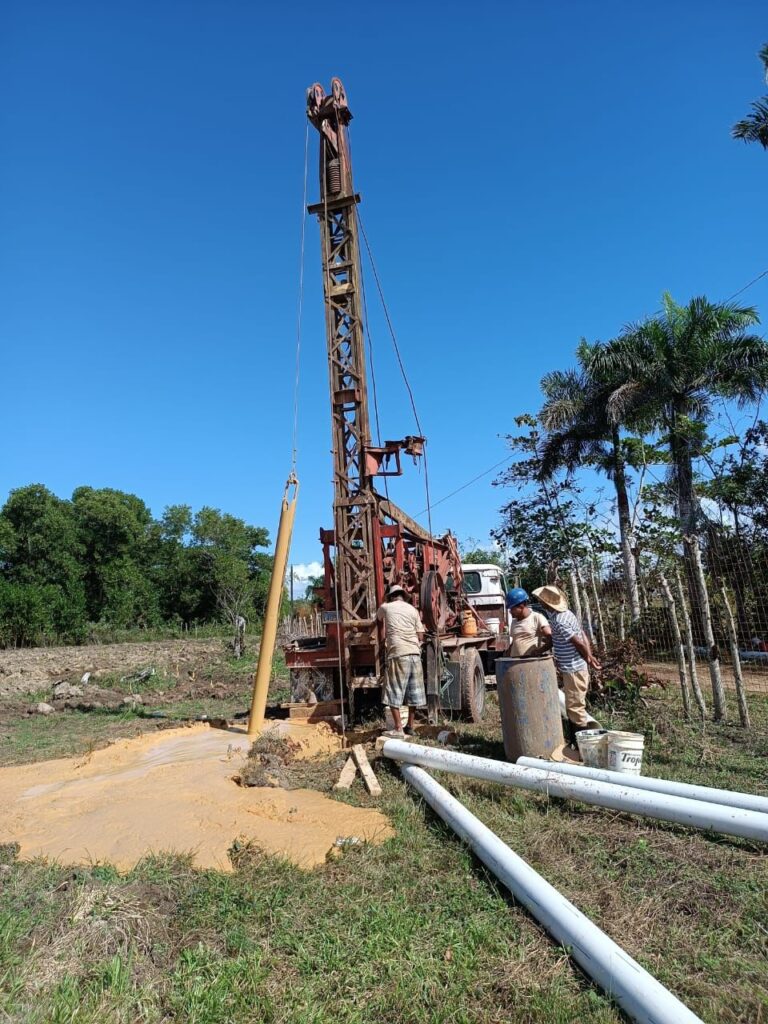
[460,648,485,722]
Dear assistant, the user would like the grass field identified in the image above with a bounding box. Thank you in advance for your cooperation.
[1,676,767,1023]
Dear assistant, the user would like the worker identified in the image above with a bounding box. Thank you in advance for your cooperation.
[506,587,552,657]
[376,583,426,738]
[532,585,601,738]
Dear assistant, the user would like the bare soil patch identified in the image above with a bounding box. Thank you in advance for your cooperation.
[642,657,768,695]
[0,638,229,698]
[0,723,392,871]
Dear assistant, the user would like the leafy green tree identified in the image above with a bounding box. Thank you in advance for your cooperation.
[538,340,650,623]
[493,415,596,592]
[187,507,271,626]
[0,485,87,642]
[0,484,84,591]
[0,581,53,647]
[72,487,158,626]
[153,505,202,625]
[0,482,274,646]
[460,539,506,568]
[732,43,768,149]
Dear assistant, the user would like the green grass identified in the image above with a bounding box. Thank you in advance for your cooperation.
[0,691,767,1022]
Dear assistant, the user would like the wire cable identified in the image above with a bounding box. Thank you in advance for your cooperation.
[290,122,310,472]
[415,455,515,517]
[725,268,768,303]
[356,209,435,540]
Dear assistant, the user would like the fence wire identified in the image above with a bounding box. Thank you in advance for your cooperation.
[565,531,768,719]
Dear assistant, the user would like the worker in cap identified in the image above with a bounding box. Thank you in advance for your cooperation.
[532,585,601,740]
[505,588,552,658]
[376,583,426,738]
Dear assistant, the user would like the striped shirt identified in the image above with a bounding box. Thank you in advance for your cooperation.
[548,609,587,673]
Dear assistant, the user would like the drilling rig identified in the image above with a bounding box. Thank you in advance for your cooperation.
[284,78,506,722]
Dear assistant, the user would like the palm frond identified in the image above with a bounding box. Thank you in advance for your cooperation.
[539,427,609,478]
[732,98,768,148]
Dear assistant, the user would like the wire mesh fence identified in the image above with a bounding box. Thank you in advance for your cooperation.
[558,533,768,726]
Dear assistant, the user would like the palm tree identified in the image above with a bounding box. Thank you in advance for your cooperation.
[593,294,768,720]
[732,43,768,149]
[539,341,642,623]
[595,295,766,537]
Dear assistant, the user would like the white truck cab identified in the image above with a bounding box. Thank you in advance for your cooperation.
[460,563,510,635]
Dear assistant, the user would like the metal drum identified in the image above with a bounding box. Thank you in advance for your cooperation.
[494,656,564,762]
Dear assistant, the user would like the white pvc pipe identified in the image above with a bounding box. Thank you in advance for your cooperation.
[517,756,768,816]
[382,740,768,842]
[401,764,703,1024]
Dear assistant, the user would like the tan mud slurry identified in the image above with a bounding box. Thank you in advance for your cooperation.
[0,723,393,871]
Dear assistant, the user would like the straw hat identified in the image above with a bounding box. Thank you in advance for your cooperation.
[386,584,407,599]
[532,585,569,613]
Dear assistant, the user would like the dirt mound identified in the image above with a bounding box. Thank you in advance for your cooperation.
[237,731,348,791]
[0,723,393,871]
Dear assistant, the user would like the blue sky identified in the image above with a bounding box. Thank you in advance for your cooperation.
[2,0,767,585]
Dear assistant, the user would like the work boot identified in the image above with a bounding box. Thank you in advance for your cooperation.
[565,719,579,748]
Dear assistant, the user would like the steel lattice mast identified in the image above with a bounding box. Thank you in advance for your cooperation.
[287,79,488,723]
[306,78,378,676]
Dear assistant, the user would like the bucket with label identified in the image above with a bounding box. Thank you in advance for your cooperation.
[576,729,608,768]
[606,731,645,775]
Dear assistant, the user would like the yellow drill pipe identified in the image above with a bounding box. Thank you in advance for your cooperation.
[248,474,299,737]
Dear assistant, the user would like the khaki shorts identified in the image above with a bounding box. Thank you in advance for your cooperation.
[561,667,591,727]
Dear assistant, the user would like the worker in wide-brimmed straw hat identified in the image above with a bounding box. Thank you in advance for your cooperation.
[532,585,601,743]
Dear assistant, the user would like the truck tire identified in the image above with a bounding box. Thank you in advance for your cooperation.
[460,648,485,722]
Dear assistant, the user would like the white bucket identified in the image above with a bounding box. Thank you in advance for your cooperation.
[486,616,501,635]
[606,731,645,775]
[576,729,608,768]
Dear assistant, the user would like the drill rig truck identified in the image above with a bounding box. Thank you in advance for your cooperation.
[284,78,508,723]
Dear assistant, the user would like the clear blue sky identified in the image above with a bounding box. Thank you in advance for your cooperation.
[2,0,767,581]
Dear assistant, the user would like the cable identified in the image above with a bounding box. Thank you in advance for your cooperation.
[415,455,514,517]
[290,122,310,472]
[356,208,436,541]
[725,268,768,303]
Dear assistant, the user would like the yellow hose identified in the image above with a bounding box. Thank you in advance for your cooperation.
[247,474,299,736]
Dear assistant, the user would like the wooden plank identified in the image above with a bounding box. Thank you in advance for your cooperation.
[351,744,382,797]
[281,700,342,717]
[333,756,358,791]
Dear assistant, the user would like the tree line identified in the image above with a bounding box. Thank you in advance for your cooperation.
[493,293,768,722]
[0,484,273,647]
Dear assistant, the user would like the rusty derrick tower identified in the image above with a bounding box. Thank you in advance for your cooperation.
[287,78,490,723]
[307,78,379,677]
